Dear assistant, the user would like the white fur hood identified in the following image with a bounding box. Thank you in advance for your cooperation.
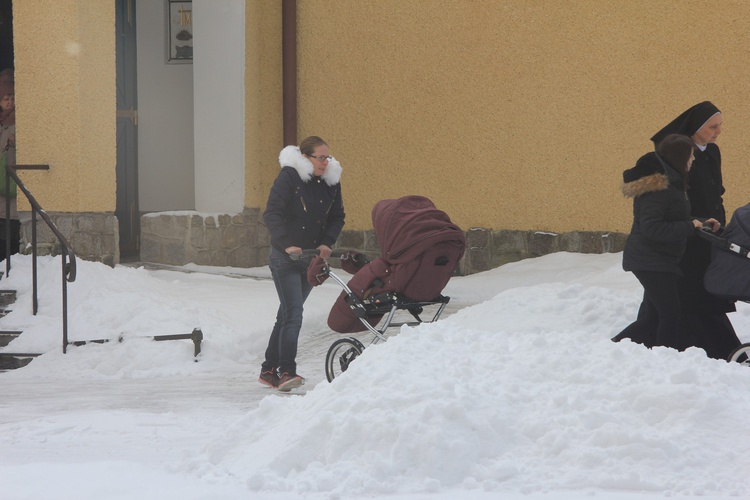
[278,145,342,186]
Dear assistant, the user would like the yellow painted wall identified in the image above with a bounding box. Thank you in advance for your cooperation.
[245,0,284,209]
[13,1,115,212]
[13,1,750,237]
[279,0,750,233]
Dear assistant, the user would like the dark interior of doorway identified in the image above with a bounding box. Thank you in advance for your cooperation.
[116,0,140,261]
[0,0,13,74]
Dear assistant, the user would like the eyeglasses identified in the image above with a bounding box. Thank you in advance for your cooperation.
[308,154,332,162]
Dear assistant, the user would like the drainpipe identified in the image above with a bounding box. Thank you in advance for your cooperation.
[282,0,297,146]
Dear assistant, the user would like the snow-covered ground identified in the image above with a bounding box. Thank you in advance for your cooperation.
[1,252,749,500]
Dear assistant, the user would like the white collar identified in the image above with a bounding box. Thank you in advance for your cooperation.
[277,145,343,186]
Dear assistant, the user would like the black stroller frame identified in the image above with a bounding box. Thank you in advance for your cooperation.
[294,250,451,381]
[697,227,750,363]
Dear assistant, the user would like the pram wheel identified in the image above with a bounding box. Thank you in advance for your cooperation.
[727,342,750,365]
[325,337,365,382]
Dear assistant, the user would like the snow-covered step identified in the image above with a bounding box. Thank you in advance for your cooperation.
[0,330,22,347]
[0,331,38,371]
[0,352,39,371]
[0,289,16,307]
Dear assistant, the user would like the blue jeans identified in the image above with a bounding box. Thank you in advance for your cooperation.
[262,247,314,374]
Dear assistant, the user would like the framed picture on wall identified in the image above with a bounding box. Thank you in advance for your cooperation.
[166,0,192,63]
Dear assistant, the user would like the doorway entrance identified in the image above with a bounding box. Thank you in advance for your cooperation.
[115,0,140,259]
[0,0,12,74]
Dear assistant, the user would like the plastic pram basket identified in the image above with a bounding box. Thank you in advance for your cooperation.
[700,203,750,364]
[703,203,750,301]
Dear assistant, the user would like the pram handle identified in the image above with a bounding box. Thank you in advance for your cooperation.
[696,226,750,258]
[696,225,724,243]
[289,249,347,261]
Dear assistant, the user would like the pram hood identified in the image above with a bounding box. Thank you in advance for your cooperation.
[704,202,750,300]
[372,195,464,264]
[327,195,465,333]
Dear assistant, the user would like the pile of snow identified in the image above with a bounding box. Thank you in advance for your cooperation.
[1,253,749,499]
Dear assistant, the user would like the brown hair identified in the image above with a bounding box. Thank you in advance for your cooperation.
[656,133,694,189]
[299,136,327,156]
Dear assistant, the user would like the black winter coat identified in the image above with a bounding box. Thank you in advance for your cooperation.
[686,143,725,225]
[263,146,345,254]
[621,152,695,275]
[679,143,735,313]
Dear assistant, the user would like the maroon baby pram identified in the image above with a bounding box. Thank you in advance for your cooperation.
[300,195,466,381]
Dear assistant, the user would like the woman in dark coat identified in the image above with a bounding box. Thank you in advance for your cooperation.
[259,136,345,391]
[613,134,719,350]
[649,102,741,360]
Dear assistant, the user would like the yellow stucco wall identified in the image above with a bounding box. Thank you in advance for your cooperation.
[13,1,115,213]
[13,1,750,237]
[280,0,750,233]
[245,0,283,210]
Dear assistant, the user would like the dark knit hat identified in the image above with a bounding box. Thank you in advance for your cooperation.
[650,101,720,145]
[623,152,662,184]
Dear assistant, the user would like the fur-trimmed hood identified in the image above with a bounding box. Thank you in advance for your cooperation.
[622,172,669,198]
[278,145,342,186]
[621,151,680,198]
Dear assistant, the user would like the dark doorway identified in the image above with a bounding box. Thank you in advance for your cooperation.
[116,0,140,259]
[0,0,13,73]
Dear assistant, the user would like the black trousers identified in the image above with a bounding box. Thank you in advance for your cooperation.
[683,313,740,360]
[0,219,20,262]
[613,270,684,350]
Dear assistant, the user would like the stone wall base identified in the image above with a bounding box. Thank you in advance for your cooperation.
[18,212,119,267]
[17,211,626,274]
[460,228,627,274]
[39,208,625,274]
[139,209,269,268]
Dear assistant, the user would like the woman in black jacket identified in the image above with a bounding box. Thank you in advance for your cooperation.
[649,102,741,360]
[259,136,345,391]
[613,134,719,350]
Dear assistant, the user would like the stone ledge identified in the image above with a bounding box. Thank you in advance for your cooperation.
[140,209,269,268]
[18,212,119,267]
[135,216,626,276]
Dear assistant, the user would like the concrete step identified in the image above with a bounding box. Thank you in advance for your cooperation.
[0,352,38,371]
[0,289,22,370]
[0,330,22,347]
[0,289,16,307]
[0,331,38,372]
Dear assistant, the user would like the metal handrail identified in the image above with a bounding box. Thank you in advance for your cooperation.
[3,163,77,353]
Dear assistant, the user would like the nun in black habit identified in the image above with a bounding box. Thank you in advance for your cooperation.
[649,101,741,360]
